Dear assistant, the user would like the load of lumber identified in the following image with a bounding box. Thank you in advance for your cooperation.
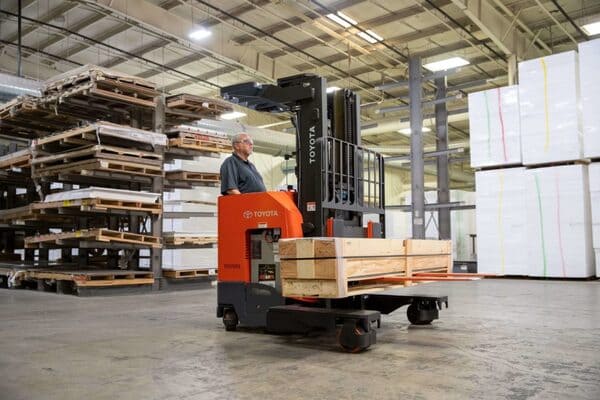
[279,237,452,298]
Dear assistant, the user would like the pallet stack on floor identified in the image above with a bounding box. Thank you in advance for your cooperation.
[160,125,232,284]
[470,39,600,278]
[0,65,233,294]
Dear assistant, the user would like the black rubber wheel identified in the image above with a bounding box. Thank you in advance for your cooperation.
[407,304,433,325]
[223,309,239,331]
[337,325,369,353]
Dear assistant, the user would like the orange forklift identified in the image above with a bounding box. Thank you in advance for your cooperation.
[216,74,471,352]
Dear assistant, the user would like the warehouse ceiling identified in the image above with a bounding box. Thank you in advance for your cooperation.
[1,0,599,187]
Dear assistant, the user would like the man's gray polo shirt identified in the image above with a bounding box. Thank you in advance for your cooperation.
[220,153,267,195]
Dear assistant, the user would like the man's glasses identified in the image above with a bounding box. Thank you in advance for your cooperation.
[235,139,253,145]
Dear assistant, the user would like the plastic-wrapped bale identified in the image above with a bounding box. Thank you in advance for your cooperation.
[475,168,528,275]
[519,51,583,165]
[468,85,521,168]
[589,163,600,276]
[579,39,600,159]
[526,165,595,278]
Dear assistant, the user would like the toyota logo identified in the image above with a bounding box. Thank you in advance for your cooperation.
[242,210,253,219]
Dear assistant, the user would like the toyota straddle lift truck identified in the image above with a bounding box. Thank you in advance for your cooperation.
[216,74,472,352]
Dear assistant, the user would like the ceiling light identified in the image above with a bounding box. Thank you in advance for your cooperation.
[423,57,470,72]
[357,30,383,44]
[326,12,357,28]
[189,27,212,41]
[220,111,247,120]
[582,21,600,35]
[326,86,341,93]
[397,127,431,135]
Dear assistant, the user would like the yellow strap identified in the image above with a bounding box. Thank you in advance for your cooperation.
[541,58,550,152]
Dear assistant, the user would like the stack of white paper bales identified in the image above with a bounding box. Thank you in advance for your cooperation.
[470,48,597,277]
[579,39,600,159]
[518,51,583,165]
[468,85,521,168]
[589,163,600,276]
[525,165,594,277]
[475,168,528,275]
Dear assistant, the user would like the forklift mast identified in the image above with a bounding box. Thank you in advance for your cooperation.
[220,74,385,238]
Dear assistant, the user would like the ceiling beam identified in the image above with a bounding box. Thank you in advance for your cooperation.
[449,0,544,60]
[0,2,79,47]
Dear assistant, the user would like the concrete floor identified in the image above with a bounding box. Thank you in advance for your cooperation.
[0,280,599,400]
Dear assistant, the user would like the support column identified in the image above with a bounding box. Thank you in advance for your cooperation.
[435,77,451,240]
[409,57,425,239]
[151,96,165,290]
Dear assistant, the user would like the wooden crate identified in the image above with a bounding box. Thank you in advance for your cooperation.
[279,237,452,298]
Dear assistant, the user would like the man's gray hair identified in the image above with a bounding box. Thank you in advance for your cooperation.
[232,133,248,145]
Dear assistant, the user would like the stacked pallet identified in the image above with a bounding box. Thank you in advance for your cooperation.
[32,122,166,183]
[470,45,598,277]
[279,237,452,298]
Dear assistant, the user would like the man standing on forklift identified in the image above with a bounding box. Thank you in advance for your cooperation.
[220,133,267,195]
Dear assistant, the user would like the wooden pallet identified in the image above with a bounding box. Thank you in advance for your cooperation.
[43,65,158,108]
[0,96,80,138]
[166,94,232,118]
[163,235,217,246]
[33,158,164,179]
[32,144,163,168]
[167,131,230,146]
[0,198,162,223]
[169,137,231,153]
[0,148,31,170]
[25,229,162,248]
[162,268,216,279]
[23,269,154,287]
[165,171,220,182]
[34,122,167,152]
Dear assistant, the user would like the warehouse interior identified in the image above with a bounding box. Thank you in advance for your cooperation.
[0,0,599,399]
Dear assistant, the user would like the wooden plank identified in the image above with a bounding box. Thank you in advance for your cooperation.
[407,255,453,274]
[280,255,408,280]
[279,237,407,259]
[405,239,452,255]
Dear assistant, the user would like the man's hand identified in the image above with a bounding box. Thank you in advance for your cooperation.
[226,189,242,195]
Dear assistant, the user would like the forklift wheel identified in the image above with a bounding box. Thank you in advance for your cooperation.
[407,304,433,325]
[223,309,239,331]
[337,323,370,353]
